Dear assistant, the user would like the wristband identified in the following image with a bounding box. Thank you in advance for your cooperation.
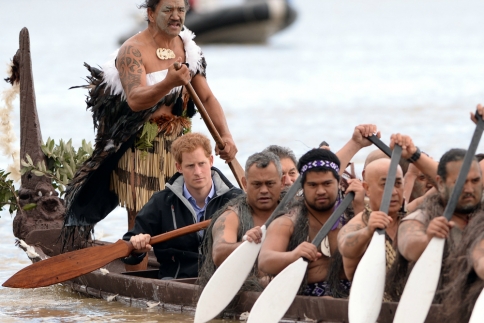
[407,146,421,163]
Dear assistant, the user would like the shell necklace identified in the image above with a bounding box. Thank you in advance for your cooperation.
[151,32,175,60]
[308,209,332,258]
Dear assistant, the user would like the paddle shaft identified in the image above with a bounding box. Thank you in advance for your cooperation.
[368,135,392,157]
[150,219,210,244]
[265,176,302,228]
[311,192,355,246]
[442,113,484,220]
[174,62,246,191]
[376,144,402,235]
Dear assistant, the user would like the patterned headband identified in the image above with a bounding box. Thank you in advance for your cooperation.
[300,160,340,175]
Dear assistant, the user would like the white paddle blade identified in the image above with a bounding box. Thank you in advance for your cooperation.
[194,226,266,323]
[393,237,445,323]
[247,257,308,323]
[349,232,386,323]
[469,287,484,323]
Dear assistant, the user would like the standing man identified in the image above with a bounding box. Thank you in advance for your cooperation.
[258,149,364,297]
[199,151,285,288]
[123,133,243,278]
[64,0,238,246]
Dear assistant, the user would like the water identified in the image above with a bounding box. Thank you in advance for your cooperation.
[1,0,484,321]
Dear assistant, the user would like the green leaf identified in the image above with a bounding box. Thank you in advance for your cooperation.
[31,170,44,177]
[49,138,55,152]
[22,203,37,211]
[26,154,33,165]
[20,159,29,167]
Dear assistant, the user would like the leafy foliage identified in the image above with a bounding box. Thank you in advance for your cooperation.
[0,170,20,215]
[21,137,93,196]
[0,138,93,215]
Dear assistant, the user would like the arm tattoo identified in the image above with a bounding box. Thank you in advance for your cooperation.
[117,45,144,96]
[398,220,426,242]
[212,213,229,247]
[132,48,142,57]
[339,223,364,248]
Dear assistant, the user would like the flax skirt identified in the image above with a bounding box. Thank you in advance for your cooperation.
[111,129,182,212]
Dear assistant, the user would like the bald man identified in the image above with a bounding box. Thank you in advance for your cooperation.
[337,158,404,280]
[362,149,389,180]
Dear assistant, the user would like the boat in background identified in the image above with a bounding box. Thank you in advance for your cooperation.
[119,0,297,44]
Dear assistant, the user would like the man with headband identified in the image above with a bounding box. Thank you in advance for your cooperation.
[257,148,363,297]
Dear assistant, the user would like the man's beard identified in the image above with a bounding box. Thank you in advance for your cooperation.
[305,196,337,213]
[444,186,480,214]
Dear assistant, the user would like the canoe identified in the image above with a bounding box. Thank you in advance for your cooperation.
[184,0,297,44]
[14,227,444,323]
[119,0,297,44]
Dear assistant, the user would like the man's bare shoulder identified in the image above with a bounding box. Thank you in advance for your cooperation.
[117,32,151,63]
[338,211,366,238]
[267,214,295,235]
[347,211,365,225]
[213,210,239,228]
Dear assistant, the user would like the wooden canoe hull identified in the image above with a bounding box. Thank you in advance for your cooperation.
[16,229,444,322]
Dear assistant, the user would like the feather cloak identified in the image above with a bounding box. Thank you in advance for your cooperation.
[63,27,206,244]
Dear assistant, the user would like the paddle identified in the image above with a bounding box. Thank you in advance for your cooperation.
[194,176,302,323]
[2,219,211,288]
[469,288,484,323]
[174,62,246,191]
[393,112,484,323]
[348,144,402,323]
[247,192,355,323]
[368,135,392,157]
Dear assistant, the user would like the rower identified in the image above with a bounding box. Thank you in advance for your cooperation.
[198,151,285,288]
[441,210,484,322]
[257,149,365,297]
[122,133,243,279]
[337,158,405,280]
[396,148,483,300]
[262,145,299,187]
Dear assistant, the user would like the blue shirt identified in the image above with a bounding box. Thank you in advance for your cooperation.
[183,181,215,223]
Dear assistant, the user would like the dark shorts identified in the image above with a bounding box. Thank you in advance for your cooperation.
[303,279,351,297]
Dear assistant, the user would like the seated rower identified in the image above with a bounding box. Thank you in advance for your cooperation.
[258,149,365,297]
[263,145,299,187]
[388,148,483,302]
[122,133,243,279]
[397,148,483,265]
[441,210,484,322]
[337,158,404,280]
[199,151,285,289]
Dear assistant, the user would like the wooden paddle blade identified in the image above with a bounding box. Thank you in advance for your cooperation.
[2,239,132,288]
[348,232,386,323]
[194,228,266,323]
[469,287,484,323]
[392,237,445,323]
[247,257,308,323]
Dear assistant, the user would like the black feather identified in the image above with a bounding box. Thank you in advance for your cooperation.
[172,96,183,116]
[186,99,196,118]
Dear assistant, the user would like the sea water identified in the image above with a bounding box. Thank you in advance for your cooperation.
[1,0,484,321]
